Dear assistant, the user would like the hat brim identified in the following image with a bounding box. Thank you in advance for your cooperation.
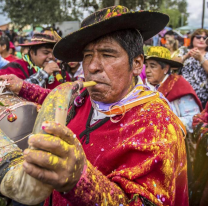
[145,56,183,68]
[19,41,56,47]
[53,11,169,62]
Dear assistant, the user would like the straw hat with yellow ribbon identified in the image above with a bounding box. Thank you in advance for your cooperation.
[145,46,183,68]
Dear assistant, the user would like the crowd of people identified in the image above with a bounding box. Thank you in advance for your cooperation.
[0,5,208,206]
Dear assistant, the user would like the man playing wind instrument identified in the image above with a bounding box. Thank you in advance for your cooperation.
[0,5,188,206]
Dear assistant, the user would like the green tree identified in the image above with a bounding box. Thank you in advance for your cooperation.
[102,0,164,11]
[159,0,188,28]
[0,0,73,26]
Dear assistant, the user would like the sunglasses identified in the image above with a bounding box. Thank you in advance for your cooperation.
[195,35,207,40]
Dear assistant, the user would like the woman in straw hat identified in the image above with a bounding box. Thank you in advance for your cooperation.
[0,5,189,206]
[145,46,202,132]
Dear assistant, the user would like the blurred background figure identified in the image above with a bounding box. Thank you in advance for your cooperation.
[56,27,63,37]
[145,46,202,132]
[174,28,208,108]
[9,41,15,56]
[165,38,179,57]
[152,34,160,46]
[184,31,191,47]
[65,62,84,81]
[0,36,17,62]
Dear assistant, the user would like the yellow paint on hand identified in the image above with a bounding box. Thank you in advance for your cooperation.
[49,155,59,165]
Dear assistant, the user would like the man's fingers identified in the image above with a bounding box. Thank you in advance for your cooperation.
[28,134,75,157]
[41,121,78,145]
[23,160,59,185]
[23,149,67,170]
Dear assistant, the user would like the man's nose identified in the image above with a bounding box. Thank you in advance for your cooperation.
[88,56,102,73]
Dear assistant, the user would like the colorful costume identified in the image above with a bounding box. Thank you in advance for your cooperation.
[16,79,189,206]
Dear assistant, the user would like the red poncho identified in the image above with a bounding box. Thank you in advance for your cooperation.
[19,82,189,206]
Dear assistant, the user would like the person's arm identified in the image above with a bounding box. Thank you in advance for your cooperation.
[19,81,50,104]
[174,94,201,133]
[200,57,208,73]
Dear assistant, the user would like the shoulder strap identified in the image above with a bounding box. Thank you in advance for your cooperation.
[1,62,29,78]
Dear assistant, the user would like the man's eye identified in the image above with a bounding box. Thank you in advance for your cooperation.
[84,54,92,58]
[103,54,113,57]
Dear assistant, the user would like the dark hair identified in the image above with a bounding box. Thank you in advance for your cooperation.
[29,43,55,55]
[189,28,208,51]
[166,39,179,51]
[157,60,171,74]
[89,29,144,69]
[164,30,175,37]
[0,36,10,51]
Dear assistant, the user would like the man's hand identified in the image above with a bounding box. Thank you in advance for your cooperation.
[0,74,23,94]
[43,62,61,76]
[23,121,86,192]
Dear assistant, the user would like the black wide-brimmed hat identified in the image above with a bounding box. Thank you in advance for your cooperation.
[53,5,169,62]
[145,46,183,68]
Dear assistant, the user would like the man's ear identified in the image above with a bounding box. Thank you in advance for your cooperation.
[29,49,34,57]
[132,54,144,76]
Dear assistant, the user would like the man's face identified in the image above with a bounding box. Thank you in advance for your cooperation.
[83,37,141,103]
[30,46,54,68]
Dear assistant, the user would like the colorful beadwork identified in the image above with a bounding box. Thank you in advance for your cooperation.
[7,113,17,122]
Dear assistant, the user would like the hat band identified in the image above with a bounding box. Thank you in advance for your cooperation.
[31,38,56,43]
[147,54,171,60]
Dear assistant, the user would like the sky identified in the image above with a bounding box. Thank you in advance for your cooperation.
[187,0,207,27]
[0,0,207,28]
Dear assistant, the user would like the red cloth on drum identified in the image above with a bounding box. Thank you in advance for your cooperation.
[0,59,71,89]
